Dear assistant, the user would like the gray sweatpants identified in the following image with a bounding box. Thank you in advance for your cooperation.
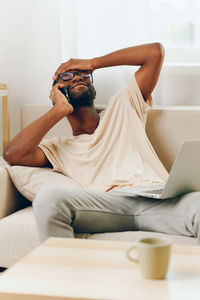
[33,186,200,244]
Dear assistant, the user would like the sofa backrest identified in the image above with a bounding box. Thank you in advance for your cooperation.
[21,104,200,172]
[146,106,200,171]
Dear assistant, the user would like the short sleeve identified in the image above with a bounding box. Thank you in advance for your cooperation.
[39,136,66,173]
[110,73,153,124]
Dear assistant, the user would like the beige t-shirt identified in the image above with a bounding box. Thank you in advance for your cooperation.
[39,74,169,192]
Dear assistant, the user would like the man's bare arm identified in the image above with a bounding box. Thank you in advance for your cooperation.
[3,83,73,167]
[53,43,164,101]
[93,43,164,101]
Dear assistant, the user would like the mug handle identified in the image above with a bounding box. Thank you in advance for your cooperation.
[126,246,139,263]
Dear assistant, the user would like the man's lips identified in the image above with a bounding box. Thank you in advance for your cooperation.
[71,82,88,89]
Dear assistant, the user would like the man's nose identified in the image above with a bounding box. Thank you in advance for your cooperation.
[72,73,83,82]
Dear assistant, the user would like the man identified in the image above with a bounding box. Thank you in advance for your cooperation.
[3,43,200,243]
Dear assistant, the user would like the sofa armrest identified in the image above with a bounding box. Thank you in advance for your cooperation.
[0,166,28,219]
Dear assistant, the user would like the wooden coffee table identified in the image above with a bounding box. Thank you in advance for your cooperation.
[0,237,200,300]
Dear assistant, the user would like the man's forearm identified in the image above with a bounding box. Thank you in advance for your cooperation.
[92,43,164,70]
[3,106,66,163]
[91,43,164,100]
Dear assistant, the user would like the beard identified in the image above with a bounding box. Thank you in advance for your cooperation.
[68,85,96,109]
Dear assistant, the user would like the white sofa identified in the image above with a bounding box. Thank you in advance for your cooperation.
[1,104,200,269]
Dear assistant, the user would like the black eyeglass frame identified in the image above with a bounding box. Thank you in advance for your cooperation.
[55,70,93,84]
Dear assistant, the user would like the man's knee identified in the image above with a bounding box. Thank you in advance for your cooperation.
[182,192,200,238]
[33,187,61,212]
[33,187,75,224]
[33,187,77,241]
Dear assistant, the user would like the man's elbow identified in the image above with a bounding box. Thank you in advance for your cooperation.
[151,42,165,61]
[2,146,22,166]
[2,148,15,165]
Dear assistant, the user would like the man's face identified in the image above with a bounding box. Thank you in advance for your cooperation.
[57,70,96,109]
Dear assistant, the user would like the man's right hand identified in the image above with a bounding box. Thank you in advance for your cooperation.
[49,83,73,116]
[3,83,73,167]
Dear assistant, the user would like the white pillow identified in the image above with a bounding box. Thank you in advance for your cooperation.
[6,166,81,202]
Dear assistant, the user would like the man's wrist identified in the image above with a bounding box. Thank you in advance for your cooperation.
[91,57,102,71]
[51,104,70,118]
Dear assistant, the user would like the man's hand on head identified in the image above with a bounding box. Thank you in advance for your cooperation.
[49,83,73,116]
[53,58,95,80]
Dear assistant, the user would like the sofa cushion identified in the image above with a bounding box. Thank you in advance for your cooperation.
[6,166,81,202]
[0,156,9,167]
[0,206,40,268]
[146,107,200,171]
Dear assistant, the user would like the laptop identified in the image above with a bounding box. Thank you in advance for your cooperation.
[138,139,200,199]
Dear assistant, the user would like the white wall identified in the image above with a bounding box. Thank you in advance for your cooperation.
[59,0,77,61]
[0,0,61,154]
[72,0,200,106]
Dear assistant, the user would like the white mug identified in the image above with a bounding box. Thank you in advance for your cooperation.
[126,237,171,279]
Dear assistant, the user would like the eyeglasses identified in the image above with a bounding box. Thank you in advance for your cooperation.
[57,70,93,83]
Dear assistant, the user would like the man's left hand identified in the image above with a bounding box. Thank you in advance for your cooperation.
[53,58,95,80]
